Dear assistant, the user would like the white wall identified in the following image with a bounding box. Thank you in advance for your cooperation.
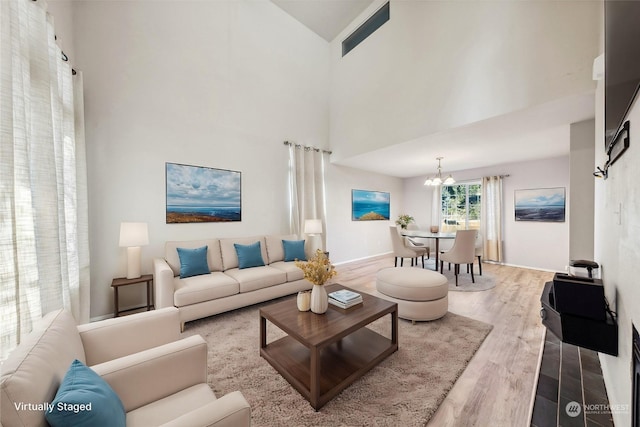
[569,119,595,260]
[47,1,75,60]
[70,0,330,318]
[328,0,600,162]
[325,164,403,264]
[595,80,640,427]
[403,155,571,271]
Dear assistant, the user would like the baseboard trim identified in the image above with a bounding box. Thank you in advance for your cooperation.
[333,252,393,266]
[501,262,559,273]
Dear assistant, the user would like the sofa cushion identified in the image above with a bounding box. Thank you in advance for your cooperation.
[220,236,268,270]
[173,273,240,307]
[264,234,297,264]
[282,239,306,262]
[234,242,265,269]
[165,239,223,275]
[269,261,305,282]
[126,383,215,427]
[224,266,287,293]
[45,359,126,427]
[1,309,86,427]
[176,246,210,278]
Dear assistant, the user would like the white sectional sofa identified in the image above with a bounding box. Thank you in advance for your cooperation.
[153,234,313,328]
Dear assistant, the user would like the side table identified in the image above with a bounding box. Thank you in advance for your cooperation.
[111,274,154,317]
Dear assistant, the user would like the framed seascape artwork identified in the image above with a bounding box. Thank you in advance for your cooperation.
[351,189,390,221]
[166,162,241,223]
[514,187,565,222]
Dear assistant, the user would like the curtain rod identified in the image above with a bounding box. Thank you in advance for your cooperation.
[283,141,332,155]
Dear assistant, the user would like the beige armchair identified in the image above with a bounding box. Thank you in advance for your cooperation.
[390,226,427,267]
[440,229,478,286]
[1,307,251,427]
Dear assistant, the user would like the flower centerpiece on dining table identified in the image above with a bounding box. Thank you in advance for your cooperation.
[395,214,415,229]
[295,249,337,314]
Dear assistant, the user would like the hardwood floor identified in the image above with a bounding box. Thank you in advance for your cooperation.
[335,255,553,427]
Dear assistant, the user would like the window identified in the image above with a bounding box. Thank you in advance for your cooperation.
[441,182,481,232]
[342,2,390,56]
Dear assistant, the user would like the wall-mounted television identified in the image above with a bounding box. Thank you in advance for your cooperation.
[605,0,640,150]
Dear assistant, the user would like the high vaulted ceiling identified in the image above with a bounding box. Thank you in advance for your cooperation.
[270,1,597,178]
[271,0,374,42]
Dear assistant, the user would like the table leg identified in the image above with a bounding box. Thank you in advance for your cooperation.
[310,346,320,411]
[434,238,440,271]
[260,316,267,349]
[391,309,398,345]
[114,287,120,317]
[146,280,152,311]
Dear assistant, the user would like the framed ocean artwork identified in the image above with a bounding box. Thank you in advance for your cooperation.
[166,162,241,223]
[514,187,565,222]
[351,189,390,221]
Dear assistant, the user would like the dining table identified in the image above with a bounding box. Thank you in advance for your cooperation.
[400,230,456,271]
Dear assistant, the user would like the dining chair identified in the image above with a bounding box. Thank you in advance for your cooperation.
[405,224,431,260]
[475,231,483,276]
[466,231,483,276]
[440,229,478,286]
[389,226,427,267]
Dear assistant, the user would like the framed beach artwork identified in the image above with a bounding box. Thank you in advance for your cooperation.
[351,189,390,221]
[166,162,241,223]
[514,187,565,222]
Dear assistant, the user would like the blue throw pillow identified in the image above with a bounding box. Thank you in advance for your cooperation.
[234,241,265,269]
[45,359,125,427]
[177,246,210,278]
[283,239,306,262]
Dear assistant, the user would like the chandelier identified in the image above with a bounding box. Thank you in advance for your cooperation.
[424,157,455,186]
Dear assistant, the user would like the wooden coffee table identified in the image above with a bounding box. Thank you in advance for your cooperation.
[259,284,398,410]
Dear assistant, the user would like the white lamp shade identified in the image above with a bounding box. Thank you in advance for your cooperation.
[119,222,149,247]
[304,219,323,235]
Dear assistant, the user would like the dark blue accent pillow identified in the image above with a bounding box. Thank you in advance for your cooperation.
[45,359,125,427]
[234,241,265,269]
[283,239,306,262]
[177,246,210,278]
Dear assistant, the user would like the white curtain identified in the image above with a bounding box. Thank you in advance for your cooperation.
[288,144,328,251]
[0,0,90,360]
[481,176,503,262]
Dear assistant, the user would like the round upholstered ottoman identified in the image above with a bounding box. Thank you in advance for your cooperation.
[375,267,448,322]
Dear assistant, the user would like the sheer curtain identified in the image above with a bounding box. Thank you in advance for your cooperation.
[481,176,503,262]
[0,0,90,360]
[288,144,328,251]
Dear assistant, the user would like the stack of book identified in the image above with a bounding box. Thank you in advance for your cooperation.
[328,289,363,309]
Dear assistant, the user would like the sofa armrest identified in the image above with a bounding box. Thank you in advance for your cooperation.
[78,307,181,366]
[154,257,176,309]
[92,335,207,412]
[159,391,251,427]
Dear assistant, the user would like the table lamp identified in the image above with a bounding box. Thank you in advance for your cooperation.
[304,219,323,253]
[119,222,149,279]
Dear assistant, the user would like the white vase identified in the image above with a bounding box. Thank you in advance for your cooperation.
[310,285,328,314]
[297,291,311,311]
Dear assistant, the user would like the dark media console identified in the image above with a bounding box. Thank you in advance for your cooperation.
[540,274,618,356]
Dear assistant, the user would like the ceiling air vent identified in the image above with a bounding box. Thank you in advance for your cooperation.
[342,2,390,57]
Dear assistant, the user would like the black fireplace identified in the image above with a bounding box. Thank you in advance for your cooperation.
[633,325,639,427]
